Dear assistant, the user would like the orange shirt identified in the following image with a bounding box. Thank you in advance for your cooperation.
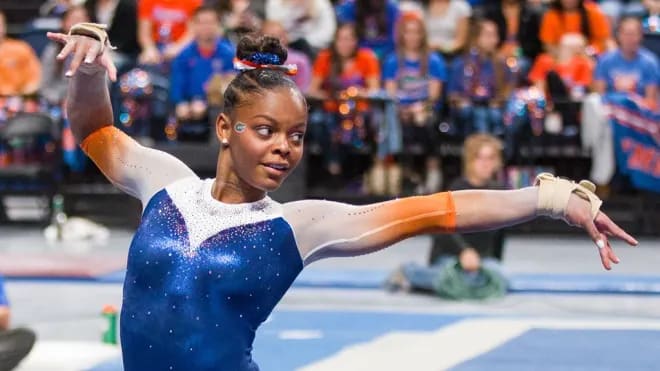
[539,2,611,54]
[528,53,594,86]
[138,0,201,44]
[0,39,42,96]
[313,48,380,111]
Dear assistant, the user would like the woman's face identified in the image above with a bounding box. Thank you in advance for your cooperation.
[477,21,500,53]
[472,144,500,182]
[219,87,308,192]
[334,25,358,58]
[401,19,424,50]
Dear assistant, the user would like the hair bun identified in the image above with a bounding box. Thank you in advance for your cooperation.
[236,34,288,66]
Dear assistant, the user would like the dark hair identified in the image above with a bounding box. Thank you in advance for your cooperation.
[617,15,642,33]
[223,34,301,115]
[193,4,220,19]
[551,0,591,40]
[355,0,388,42]
[327,23,358,94]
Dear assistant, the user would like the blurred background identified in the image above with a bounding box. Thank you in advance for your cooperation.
[0,0,658,370]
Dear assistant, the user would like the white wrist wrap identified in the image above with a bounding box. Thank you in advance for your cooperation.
[534,172,602,220]
[68,22,116,54]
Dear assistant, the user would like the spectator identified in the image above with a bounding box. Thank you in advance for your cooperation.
[335,0,401,60]
[422,0,472,59]
[0,274,36,371]
[170,5,235,124]
[0,11,42,96]
[137,0,202,65]
[85,0,140,71]
[260,20,312,92]
[539,0,613,57]
[215,0,263,45]
[40,6,89,105]
[582,16,659,190]
[308,23,380,180]
[265,0,336,58]
[387,134,508,300]
[483,0,543,65]
[448,18,512,136]
[383,13,447,195]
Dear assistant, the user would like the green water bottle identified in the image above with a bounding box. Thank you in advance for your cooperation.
[102,305,118,344]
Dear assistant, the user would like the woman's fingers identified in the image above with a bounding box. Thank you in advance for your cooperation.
[66,42,88,77]
[46,32,68,44]
[595,212,638,246]
[101,53,118,82]
[57,39,77,60]
[84,42,101,64]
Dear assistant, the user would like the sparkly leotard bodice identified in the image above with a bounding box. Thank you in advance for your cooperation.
[80,126,456,371]
[121,178,302,370]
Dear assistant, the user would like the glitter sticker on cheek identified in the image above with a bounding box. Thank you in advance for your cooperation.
[234,122,246,133]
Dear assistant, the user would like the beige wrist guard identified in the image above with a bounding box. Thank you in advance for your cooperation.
[68,22,116,54]
[534,172,602,220]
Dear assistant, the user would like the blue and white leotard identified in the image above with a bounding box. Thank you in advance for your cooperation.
[81,126,456,371]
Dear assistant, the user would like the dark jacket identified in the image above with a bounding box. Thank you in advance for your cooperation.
[483,2,543,60]
[85,0,140,56]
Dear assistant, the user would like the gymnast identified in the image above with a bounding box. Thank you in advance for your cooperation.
[47,23,637,371]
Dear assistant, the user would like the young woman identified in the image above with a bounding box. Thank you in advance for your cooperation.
[383,13,447,195]
[539,0,613,56]
[423,0,472,58]
[448,18,513,136]
[48,23,636,371]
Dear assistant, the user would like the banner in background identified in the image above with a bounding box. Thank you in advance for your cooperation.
[605,94,659,193]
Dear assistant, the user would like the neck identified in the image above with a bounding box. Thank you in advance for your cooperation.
[213,153,266,204]
[466,174,488,187]
[502,1,520,10]
[403,48,421,59]
[198,38,216,49]
[621,47,638,60]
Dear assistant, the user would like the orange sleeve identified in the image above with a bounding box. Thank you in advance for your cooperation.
[539,10,561,46]
[573,57,594,86]
[284,192,456,263]
[528,54,553,83]
[138,0,153,20]
[586,4,611,53]
[312,50,331,79]
[360,49,381,80]
[81,126,196,203]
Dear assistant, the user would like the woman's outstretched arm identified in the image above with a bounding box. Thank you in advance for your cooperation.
[283,176,637,270]
[47,25,197,205]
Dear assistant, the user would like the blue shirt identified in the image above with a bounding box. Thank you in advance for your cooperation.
[382,52,448,105]
[170,39,235,104]
[449,52,505,102]
[594,48,660,96]
[335,0,400,60]
[0,275,8,307]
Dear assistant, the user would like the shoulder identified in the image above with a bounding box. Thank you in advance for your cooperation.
[383,53,399,66]
[357,48,379,62]
[428,52,445,66]
[584,1,606,16]
[638,48,660,66]
[6,39,33,53]
[316,49,332,61]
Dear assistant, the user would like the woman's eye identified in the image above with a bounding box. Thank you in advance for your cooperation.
[256,127,272,136]
[291,132,305,143]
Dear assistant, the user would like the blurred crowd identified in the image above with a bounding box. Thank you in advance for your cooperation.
[0,0,659,198]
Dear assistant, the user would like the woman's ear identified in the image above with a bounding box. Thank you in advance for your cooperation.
[216,113,231,145]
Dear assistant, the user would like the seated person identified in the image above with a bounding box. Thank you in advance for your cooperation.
[170,5,235,124]
[308,23,381,180]
[0,274,36,371]
[0,10,42,96]
[138,0,202,65]
[504,32,593,152]
[581,16,659,191]
[539,0,613,57]
[383,13,447,196]
[387,134,508,300]
[448,19,513,136]
[335,0,401,60]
